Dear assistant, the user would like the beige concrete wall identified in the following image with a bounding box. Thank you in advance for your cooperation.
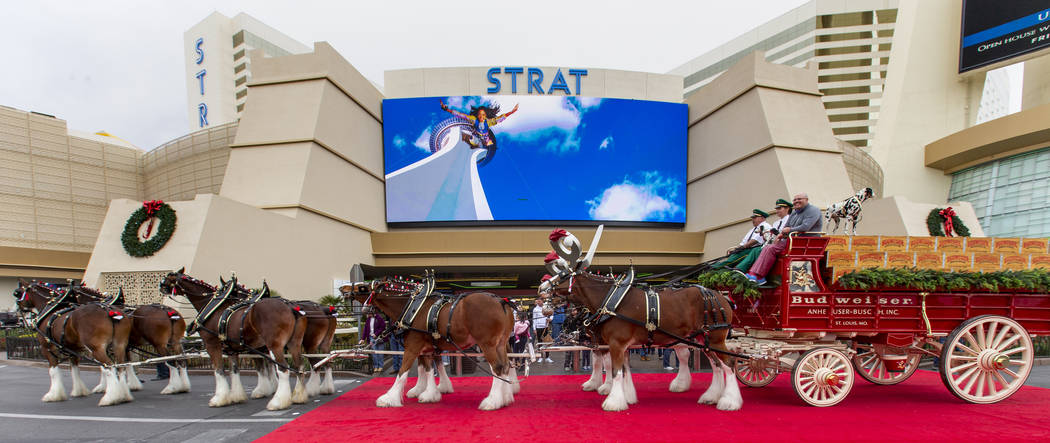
[869,0,983,203]
[82,197,210,287]
[82,194,373,300]
[684,51,854,255]
[925,102,1050,173]
[385,66,682,103]
[0,106,142,254]
[221,42,386,233]
[851,195,984,237]
[141,122,236,202]
[1022,54,1050,111]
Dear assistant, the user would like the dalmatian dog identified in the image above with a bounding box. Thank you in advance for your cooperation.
[824,188,874,236]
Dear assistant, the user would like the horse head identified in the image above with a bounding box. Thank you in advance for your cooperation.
[160,267,216,301]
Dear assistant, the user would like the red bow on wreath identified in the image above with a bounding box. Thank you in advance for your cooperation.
[939,206,956,237]
[142,200,164,239]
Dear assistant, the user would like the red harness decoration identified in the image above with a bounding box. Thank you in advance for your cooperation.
[939,206,956,237]
[142,200,164,239]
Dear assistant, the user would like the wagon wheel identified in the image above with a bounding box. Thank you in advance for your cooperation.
[939,315,1033,404]
[734,357,777,388]
[791,347,854,407]
[851,343,920,385]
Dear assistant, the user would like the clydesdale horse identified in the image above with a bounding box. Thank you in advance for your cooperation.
[340,275,517,410]
[14,281,134,406]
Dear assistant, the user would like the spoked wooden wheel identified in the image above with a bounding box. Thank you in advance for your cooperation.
[852,343,920,385]
[734,357,777,388]
[939,315,1033,404]
[792,348,854,407]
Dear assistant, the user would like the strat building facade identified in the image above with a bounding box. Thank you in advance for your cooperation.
[184,12,310,130]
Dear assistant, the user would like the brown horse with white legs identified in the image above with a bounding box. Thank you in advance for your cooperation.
[544,296,694,396]
[67,284,191,395]
[159,269,308,410]
[13,281,135,406]
[295,301,338,396]
[253,300,338,399]
[538,227,742,412]
[340,274,517,410]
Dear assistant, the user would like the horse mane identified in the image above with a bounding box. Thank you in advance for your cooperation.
[73,285,105,299]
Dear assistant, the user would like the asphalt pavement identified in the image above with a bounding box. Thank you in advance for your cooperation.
[0,361,365,442]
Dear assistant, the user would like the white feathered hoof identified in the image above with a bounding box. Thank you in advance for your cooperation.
[291,379,309,404]
[42,367,69,402]
[125,367,143,391]
[92,377,107,394]
[581,377,600,391]
[717,395,743,411]
[601,394,629,412]
[597,383,612,396]
[478,395,503,411]
[669,375,691,393]
[417,388,441,403]
[437,378,454,394]
[376,391,403,408]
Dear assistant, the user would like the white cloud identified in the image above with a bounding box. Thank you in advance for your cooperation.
[393,134,406,148]
[413,128,431,152]
[586,172,683,221]
[599,136,613,150]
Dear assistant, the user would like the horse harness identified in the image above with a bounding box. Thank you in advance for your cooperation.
[32,288,120,365]
[582,268,744,358]
[187,281,306,372]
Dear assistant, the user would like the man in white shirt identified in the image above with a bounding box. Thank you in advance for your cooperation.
[715,209,772,270]
[532,304,553,362]
[733,199,792,272]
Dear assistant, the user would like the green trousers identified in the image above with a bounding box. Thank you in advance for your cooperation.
[715,246,763,272]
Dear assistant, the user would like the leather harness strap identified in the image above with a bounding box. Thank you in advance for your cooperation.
[426,297,450,341]
[590,267,636,326]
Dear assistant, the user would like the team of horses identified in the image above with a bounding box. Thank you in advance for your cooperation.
[13,270,338,410]
[14,226,741,412]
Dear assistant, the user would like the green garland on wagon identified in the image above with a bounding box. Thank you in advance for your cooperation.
[837,267,1050,292]
[927,208,970,237]
[121,202,177,257]
[693,269,762,299]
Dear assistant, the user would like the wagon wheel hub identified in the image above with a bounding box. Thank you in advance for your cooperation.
[813,368,839,388]
[978,349,1009,371]
[992,354,1010,370]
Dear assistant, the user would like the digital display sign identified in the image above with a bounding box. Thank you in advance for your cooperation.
[382,95,687,225]
[960,0,1050,72]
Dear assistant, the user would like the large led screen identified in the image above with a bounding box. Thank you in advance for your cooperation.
[960,0,1050,72]
[382,96,687,225]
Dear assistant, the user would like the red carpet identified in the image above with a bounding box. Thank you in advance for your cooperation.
[258,370,1050,442]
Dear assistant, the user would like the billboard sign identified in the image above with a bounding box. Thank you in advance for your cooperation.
[382,96,687,225]
[960,1,1050,72]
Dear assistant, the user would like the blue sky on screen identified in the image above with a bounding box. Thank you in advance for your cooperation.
[383,95,687,223]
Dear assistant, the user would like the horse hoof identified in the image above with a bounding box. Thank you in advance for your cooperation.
[42,393,68,402]
[418,392,441,403]
[669,379,691,393]
[717,397,743,411]
[601,397,629,412]
[698,394,718,405]
[376,395,402,408]
[478,397,502,410]
[597,384,612,396]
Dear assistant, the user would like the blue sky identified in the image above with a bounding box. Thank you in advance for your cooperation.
[383,95,687,223]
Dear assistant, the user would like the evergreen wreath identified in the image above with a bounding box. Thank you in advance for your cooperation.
[927,207,970,237]
[121,201,177,257]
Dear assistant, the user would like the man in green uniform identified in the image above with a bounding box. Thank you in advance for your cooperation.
[716,209,772,270]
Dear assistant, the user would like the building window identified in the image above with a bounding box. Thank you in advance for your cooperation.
[232,30,244,48]
[948,147,1050,237]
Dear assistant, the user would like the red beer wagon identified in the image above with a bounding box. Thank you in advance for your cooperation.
[726,235,1049,406]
